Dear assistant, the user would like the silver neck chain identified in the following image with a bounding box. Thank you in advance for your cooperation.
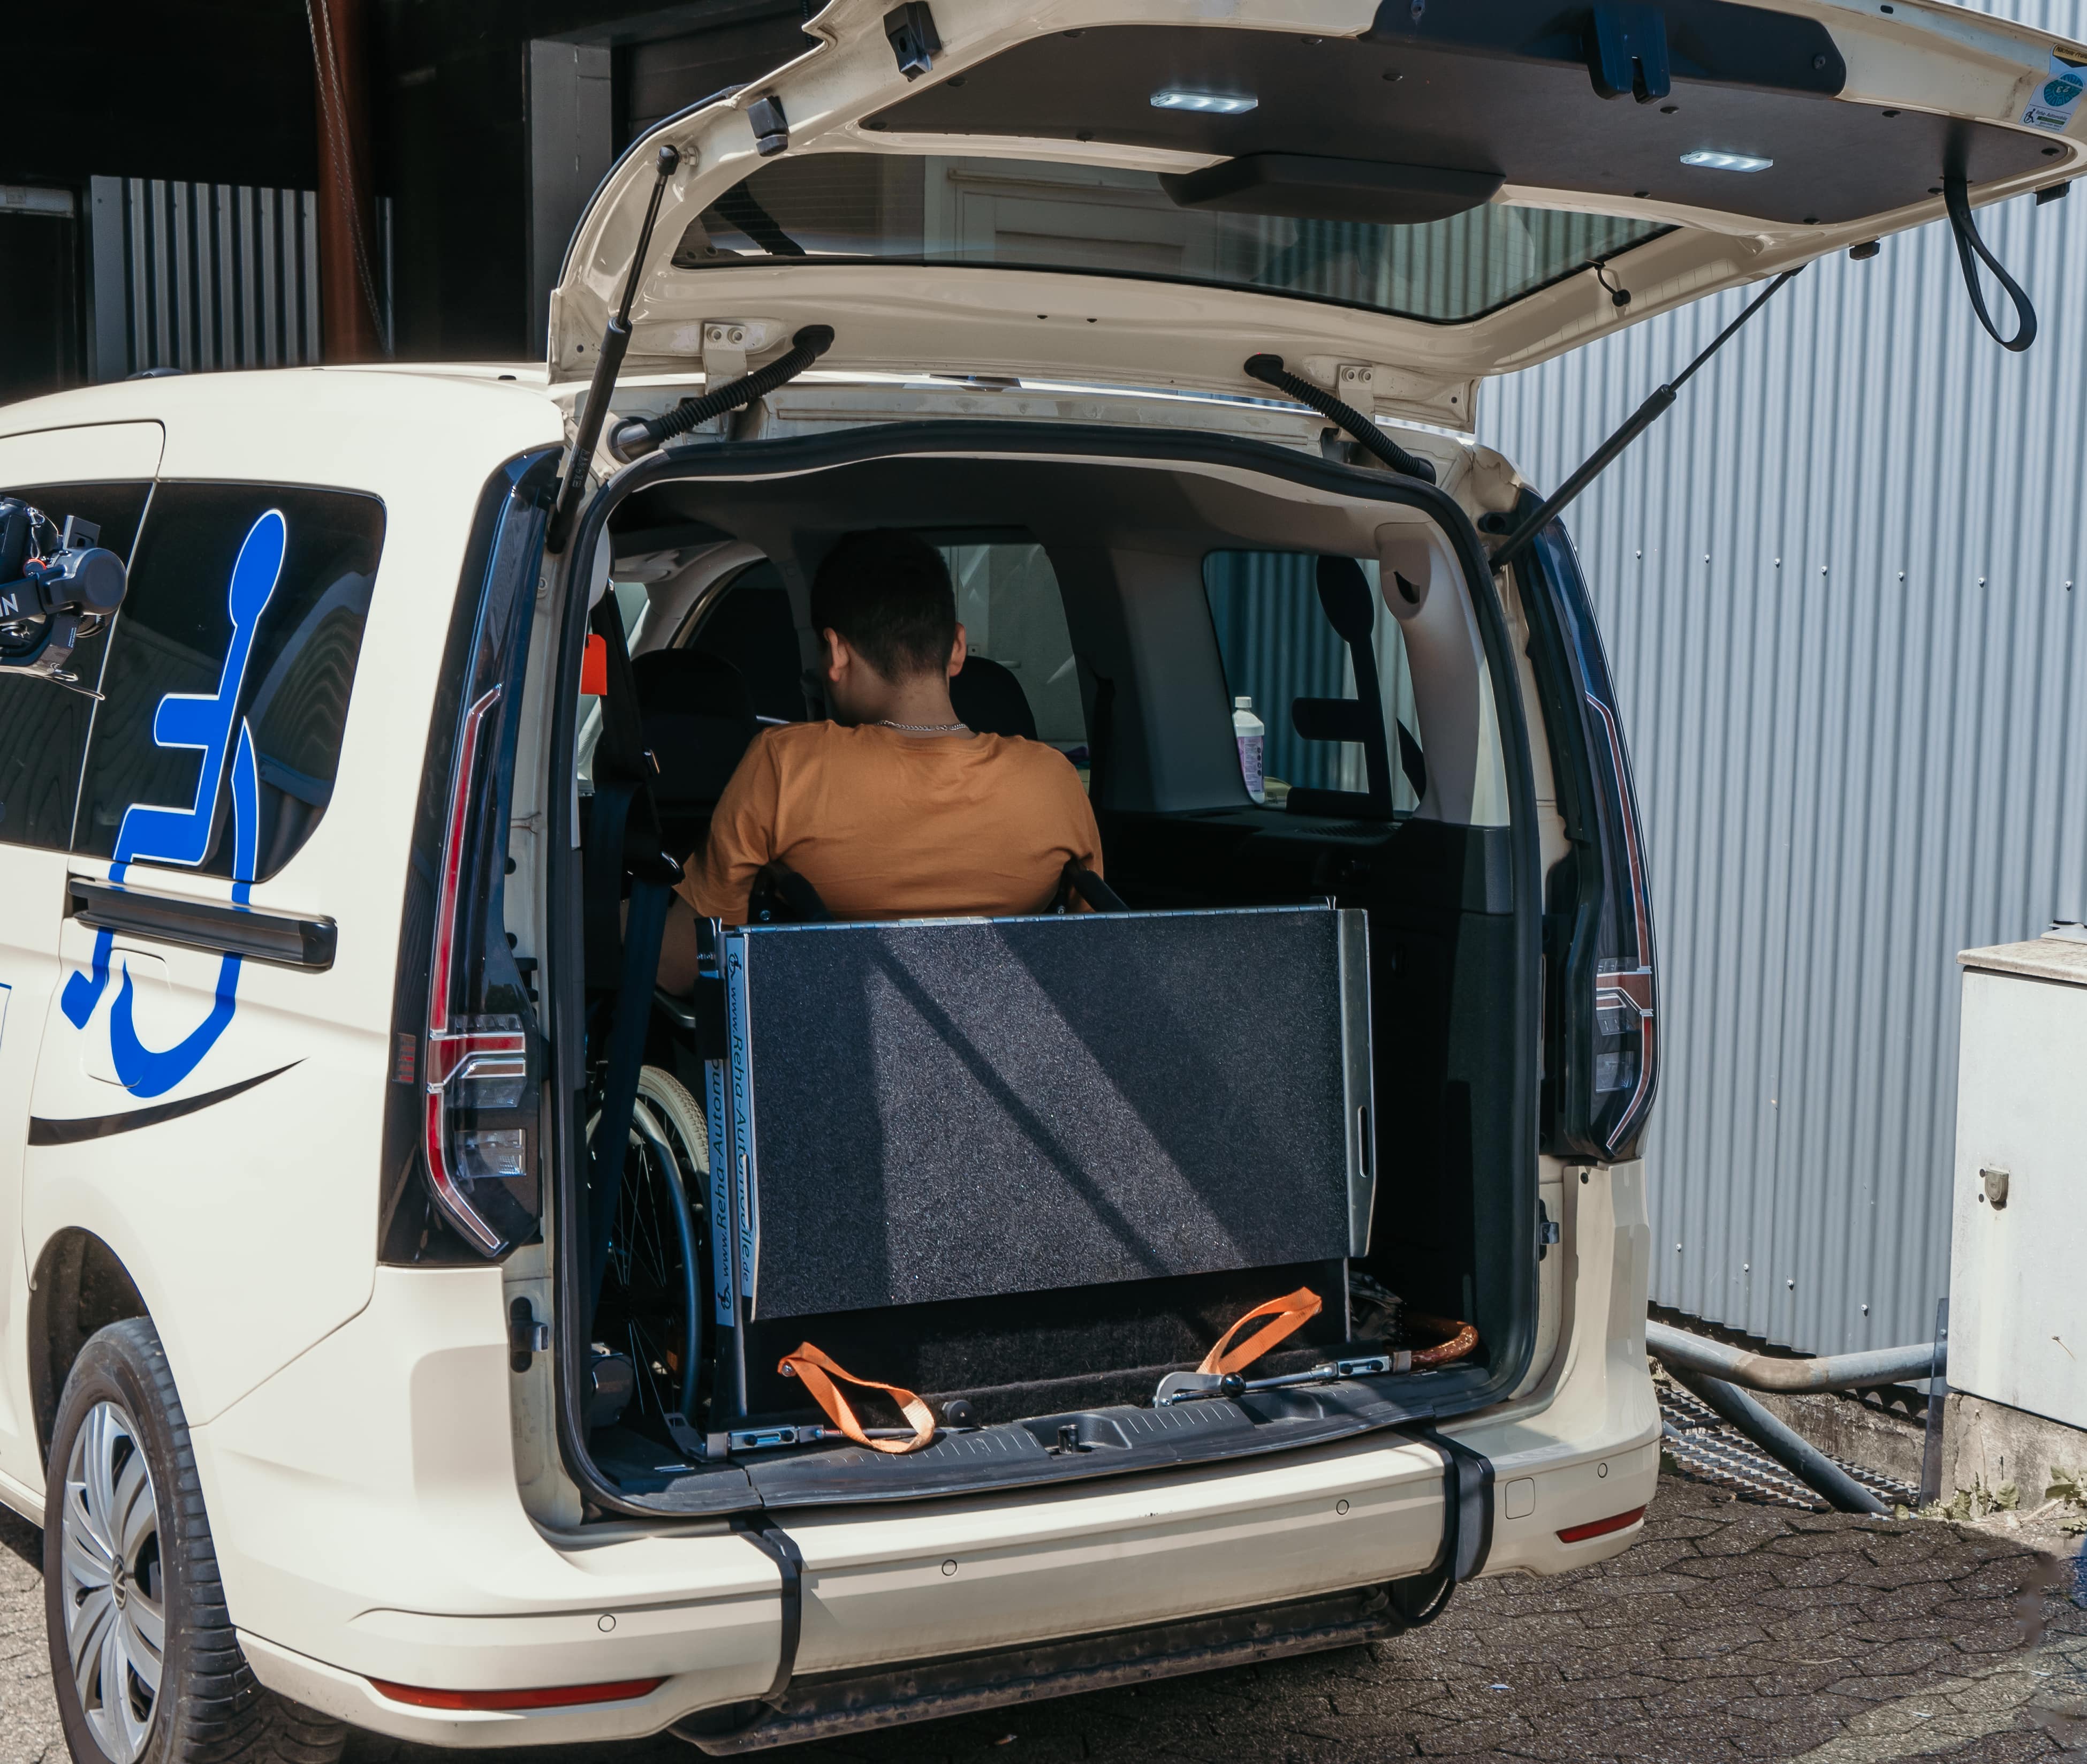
[877,718,972,734]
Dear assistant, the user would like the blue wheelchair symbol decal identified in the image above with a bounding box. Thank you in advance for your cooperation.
[62,510,285,1098]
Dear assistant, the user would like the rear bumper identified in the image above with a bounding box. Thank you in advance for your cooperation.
[218,1168,1658,1747]
[245,1584,1404,1753]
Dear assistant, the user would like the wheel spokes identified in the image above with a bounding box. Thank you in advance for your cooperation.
[79,1406,123,1560]
[63,1401,161,1762]
[68,1583,116,1687]
[113,1449,155,1566]
[120,1598,164,1693]
[103,1612,153,1762]
[63,1500,117,1587]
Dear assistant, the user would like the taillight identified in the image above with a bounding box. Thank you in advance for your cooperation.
[412,458,555,1257]
[1507,506,1658,1163]
[1582,693,1657,1152]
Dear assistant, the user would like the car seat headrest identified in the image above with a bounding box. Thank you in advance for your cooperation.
[1315,555,1376,645]
[950,654,1037,740]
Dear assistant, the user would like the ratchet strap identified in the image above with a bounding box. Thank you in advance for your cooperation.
[1197,1286,1323,1376]
[778,1343,938,1454]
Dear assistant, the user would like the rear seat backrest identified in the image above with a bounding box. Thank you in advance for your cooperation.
[693,571,809,722]
[633,648,759,853]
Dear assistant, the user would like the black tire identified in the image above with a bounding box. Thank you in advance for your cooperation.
[44,1316,346,1764]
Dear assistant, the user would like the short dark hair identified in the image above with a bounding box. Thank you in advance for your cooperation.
[809,529,956,681]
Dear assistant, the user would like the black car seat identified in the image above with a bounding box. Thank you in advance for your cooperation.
[693,567,808,723]
[950,655,1037,740]
[632,648,759,860]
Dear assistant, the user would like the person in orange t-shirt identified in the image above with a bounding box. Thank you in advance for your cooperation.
[655,529,1102,988]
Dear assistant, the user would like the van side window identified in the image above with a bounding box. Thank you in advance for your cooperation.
[689,559,807,723]
[77,483,385,881]
[942,540,1086,752]
[0,481,151,850]
[1203,550,1419,811]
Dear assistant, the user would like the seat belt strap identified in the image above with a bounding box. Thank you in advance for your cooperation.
[587,871,676,1313]
[583,782,636,990]
[777,1343,938,1454]
[589,594,655,782]
[1196,1286,1322,1376]
[582,596,682,1316]
[582,595,663,993]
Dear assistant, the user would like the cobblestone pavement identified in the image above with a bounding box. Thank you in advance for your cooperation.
[4,1475,2082,1763]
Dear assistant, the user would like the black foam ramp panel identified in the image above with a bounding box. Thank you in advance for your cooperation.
[720,905,1372,1322]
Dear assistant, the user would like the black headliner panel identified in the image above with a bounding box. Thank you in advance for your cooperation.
[870,24,2059,228]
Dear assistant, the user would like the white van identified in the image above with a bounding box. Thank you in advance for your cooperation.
[1,2,2075,1758]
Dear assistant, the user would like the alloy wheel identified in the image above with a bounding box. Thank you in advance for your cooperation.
[59,1399,164,1762]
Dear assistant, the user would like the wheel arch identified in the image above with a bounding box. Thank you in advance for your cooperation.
[28,1227,150,1469]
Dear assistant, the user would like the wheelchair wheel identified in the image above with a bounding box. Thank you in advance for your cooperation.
[596,1066,711,1428]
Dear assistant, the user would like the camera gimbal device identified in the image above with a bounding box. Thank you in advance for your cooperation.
[0,498,128,690]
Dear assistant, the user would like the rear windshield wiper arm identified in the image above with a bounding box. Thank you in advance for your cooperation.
[1487,264,1804,576]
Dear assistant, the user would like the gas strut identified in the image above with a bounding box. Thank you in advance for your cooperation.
[1486,264,1804,577]
[547,143,682,555]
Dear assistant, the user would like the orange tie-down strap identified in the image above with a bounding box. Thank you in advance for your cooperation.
[1197,1286,1323,1377]
[778,1343,939,1454]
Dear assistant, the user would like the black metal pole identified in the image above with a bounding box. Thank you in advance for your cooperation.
[1665,1364,1888,1516]
[1488,267,1804,576]
[1918,1296,1951,1508]
[547,143,680,555]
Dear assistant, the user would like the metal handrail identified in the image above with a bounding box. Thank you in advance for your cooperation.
[1647,1320,1941,1395]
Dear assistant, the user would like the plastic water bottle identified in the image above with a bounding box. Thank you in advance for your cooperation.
[1233,695,1266,804]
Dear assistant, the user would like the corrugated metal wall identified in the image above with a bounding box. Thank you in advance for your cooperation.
[1479,0,2087,1358]
[86,178,393,380]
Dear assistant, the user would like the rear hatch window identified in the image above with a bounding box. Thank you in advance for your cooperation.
[680,155,1665,325]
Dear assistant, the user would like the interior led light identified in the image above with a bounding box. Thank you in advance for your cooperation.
[1680,149,1773,172]
[1150,89,1258,114]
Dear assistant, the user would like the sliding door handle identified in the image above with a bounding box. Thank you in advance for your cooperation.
[69,878,337,971]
